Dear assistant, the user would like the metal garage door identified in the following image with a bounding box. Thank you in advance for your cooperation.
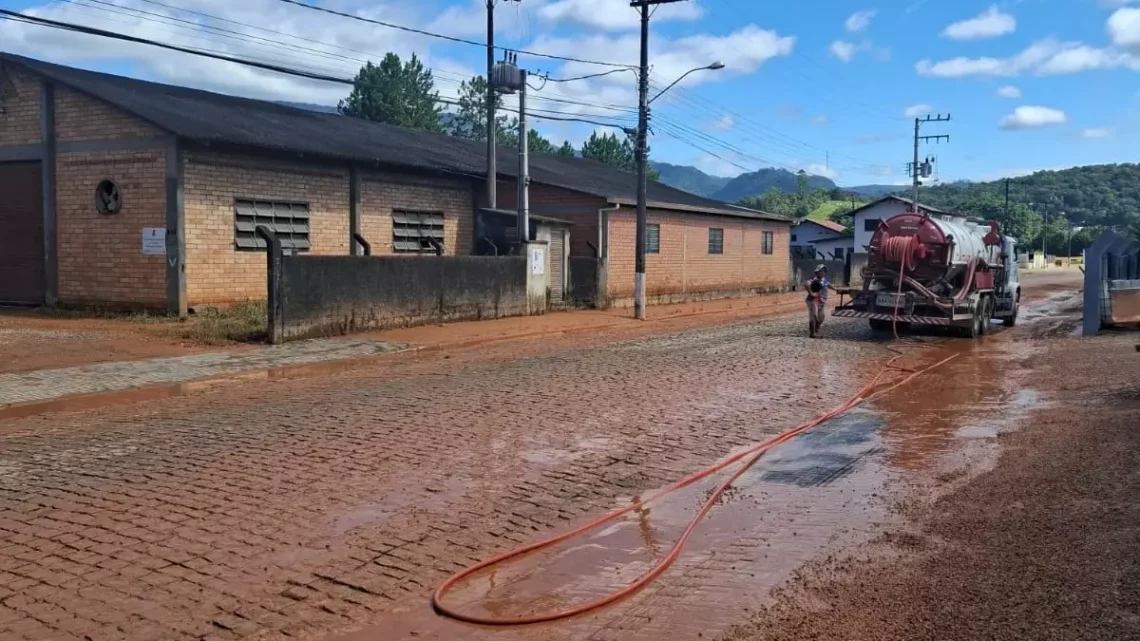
[0,162,45,304]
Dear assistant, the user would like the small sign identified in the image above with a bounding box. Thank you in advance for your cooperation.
[530,247,545,275]
[142,227,166,255]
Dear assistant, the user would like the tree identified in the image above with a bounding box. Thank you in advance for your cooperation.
[557,141,575,157]
[579,132,659,179]
[448,75,514,142]
[339,54,443,133]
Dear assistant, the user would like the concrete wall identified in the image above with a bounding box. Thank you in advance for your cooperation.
[271,253,529,341]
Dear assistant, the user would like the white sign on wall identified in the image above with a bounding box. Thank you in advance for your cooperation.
[142,227,166,255]
[530,247,545,275]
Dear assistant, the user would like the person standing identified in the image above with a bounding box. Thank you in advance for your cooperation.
[805,265,831,338]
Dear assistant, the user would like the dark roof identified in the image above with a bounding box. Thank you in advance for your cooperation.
[480,208,572,226]
[847,195,954,218]
[3,53,787,223]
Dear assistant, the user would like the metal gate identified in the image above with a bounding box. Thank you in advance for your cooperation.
[0,162,45,304]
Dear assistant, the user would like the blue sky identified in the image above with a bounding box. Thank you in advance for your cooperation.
[1,0,1137,187]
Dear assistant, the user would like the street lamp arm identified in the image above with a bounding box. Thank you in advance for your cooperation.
[648,62,724,104]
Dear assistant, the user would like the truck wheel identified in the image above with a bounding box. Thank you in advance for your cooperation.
[964,304,982,339]
[979,297,992,336]
[1003,300,1019,327]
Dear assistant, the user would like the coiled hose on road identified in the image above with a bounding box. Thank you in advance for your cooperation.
[433,254,954,626]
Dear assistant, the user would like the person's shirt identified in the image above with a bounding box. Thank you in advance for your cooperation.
[819,277,830,303]
[806,277,822,302]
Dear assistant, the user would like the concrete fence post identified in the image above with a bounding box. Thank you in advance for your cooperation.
[256,225,284,344]
[524,241,549,314]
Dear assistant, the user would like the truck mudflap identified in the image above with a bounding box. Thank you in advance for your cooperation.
[831,309,951,325]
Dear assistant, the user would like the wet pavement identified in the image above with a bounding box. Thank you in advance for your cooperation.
[0,272,1084,641]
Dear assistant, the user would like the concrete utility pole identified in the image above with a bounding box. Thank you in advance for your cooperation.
[486,0,496,210]
[633,0,690,320]
[518,67,530,243]
[909,114,950,214]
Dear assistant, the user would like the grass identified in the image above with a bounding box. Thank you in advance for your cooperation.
[161,300,268,346]
[33,299,268,346]
[809,200,861,222]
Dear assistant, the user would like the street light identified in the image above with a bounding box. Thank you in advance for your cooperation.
[634,60,725,320]
[649,62,725,104]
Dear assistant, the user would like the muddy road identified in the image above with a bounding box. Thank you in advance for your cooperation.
[0,269,1109,641]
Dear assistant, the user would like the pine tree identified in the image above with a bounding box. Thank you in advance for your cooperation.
[339,54,443,133]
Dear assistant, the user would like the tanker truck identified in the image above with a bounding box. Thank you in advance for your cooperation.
[831,210,1020,337]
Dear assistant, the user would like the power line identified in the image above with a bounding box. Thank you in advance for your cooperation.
[0,9,632,132]
[273,0,633,69]
[32,2,635,120]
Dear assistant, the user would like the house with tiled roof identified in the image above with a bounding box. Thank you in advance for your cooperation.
[0,53,791,312]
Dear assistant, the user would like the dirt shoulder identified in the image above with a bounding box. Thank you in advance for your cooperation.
[724,328,1140,641]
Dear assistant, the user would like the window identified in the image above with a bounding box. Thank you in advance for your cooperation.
[832,247,845,260]
[863,218,880,232]
[234,199,310,251]
[762,231,774,255]
[791,233,797,242]
[646,223,660,254]
[708,228,724,255]
[392,210,445,253]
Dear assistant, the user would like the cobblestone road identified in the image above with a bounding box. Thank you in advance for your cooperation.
[0,316,891,641]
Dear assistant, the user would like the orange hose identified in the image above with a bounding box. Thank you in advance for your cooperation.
[432,326,956,624]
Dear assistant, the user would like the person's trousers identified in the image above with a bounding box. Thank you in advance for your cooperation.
[807,301,824,334]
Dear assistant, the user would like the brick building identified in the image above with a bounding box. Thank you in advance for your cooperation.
[0,54,790,312]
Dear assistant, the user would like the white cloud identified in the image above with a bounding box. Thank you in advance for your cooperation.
[916,38,1140,77]
[845,10,878,33]
[1081,127,1112,138]
[942,6,1016,41]
[904,103,933,118]
[830,40,857,62]
[803,163,839,180]
[999,106,1067,130]
[1107,7,1140,51]
[538,0,703,31]
[997,85,1022,98]
[711,114,736,131]
[811,114,829,126]
[695,153,746,178]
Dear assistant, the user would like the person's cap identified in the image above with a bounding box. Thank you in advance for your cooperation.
[814,264,827,273]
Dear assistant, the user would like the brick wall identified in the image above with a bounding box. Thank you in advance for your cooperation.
[54,86,163,142]
[0,66,41,145]
[183,152,351,305]
[606,208,791,304]
[359,170,474,256]
[55,149,167,305]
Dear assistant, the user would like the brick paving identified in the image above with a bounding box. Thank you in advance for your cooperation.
[0,339,406,406]
[0,317,891,641]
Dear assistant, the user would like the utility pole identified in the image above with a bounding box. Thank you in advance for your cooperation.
[486,0,496,210]
[1004,178,1010,218]
[909,114,950,214]
[518,67,529,243]
[633,0,688,321]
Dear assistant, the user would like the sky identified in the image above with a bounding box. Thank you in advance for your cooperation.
[1,0,1138,188]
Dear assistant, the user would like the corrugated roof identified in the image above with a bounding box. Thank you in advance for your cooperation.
[795,218,848,234]
[847,195,954,217]
[3,53,788,223]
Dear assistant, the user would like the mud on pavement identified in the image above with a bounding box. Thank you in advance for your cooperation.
[0,270,1099,641]
[723,294,1140,641]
